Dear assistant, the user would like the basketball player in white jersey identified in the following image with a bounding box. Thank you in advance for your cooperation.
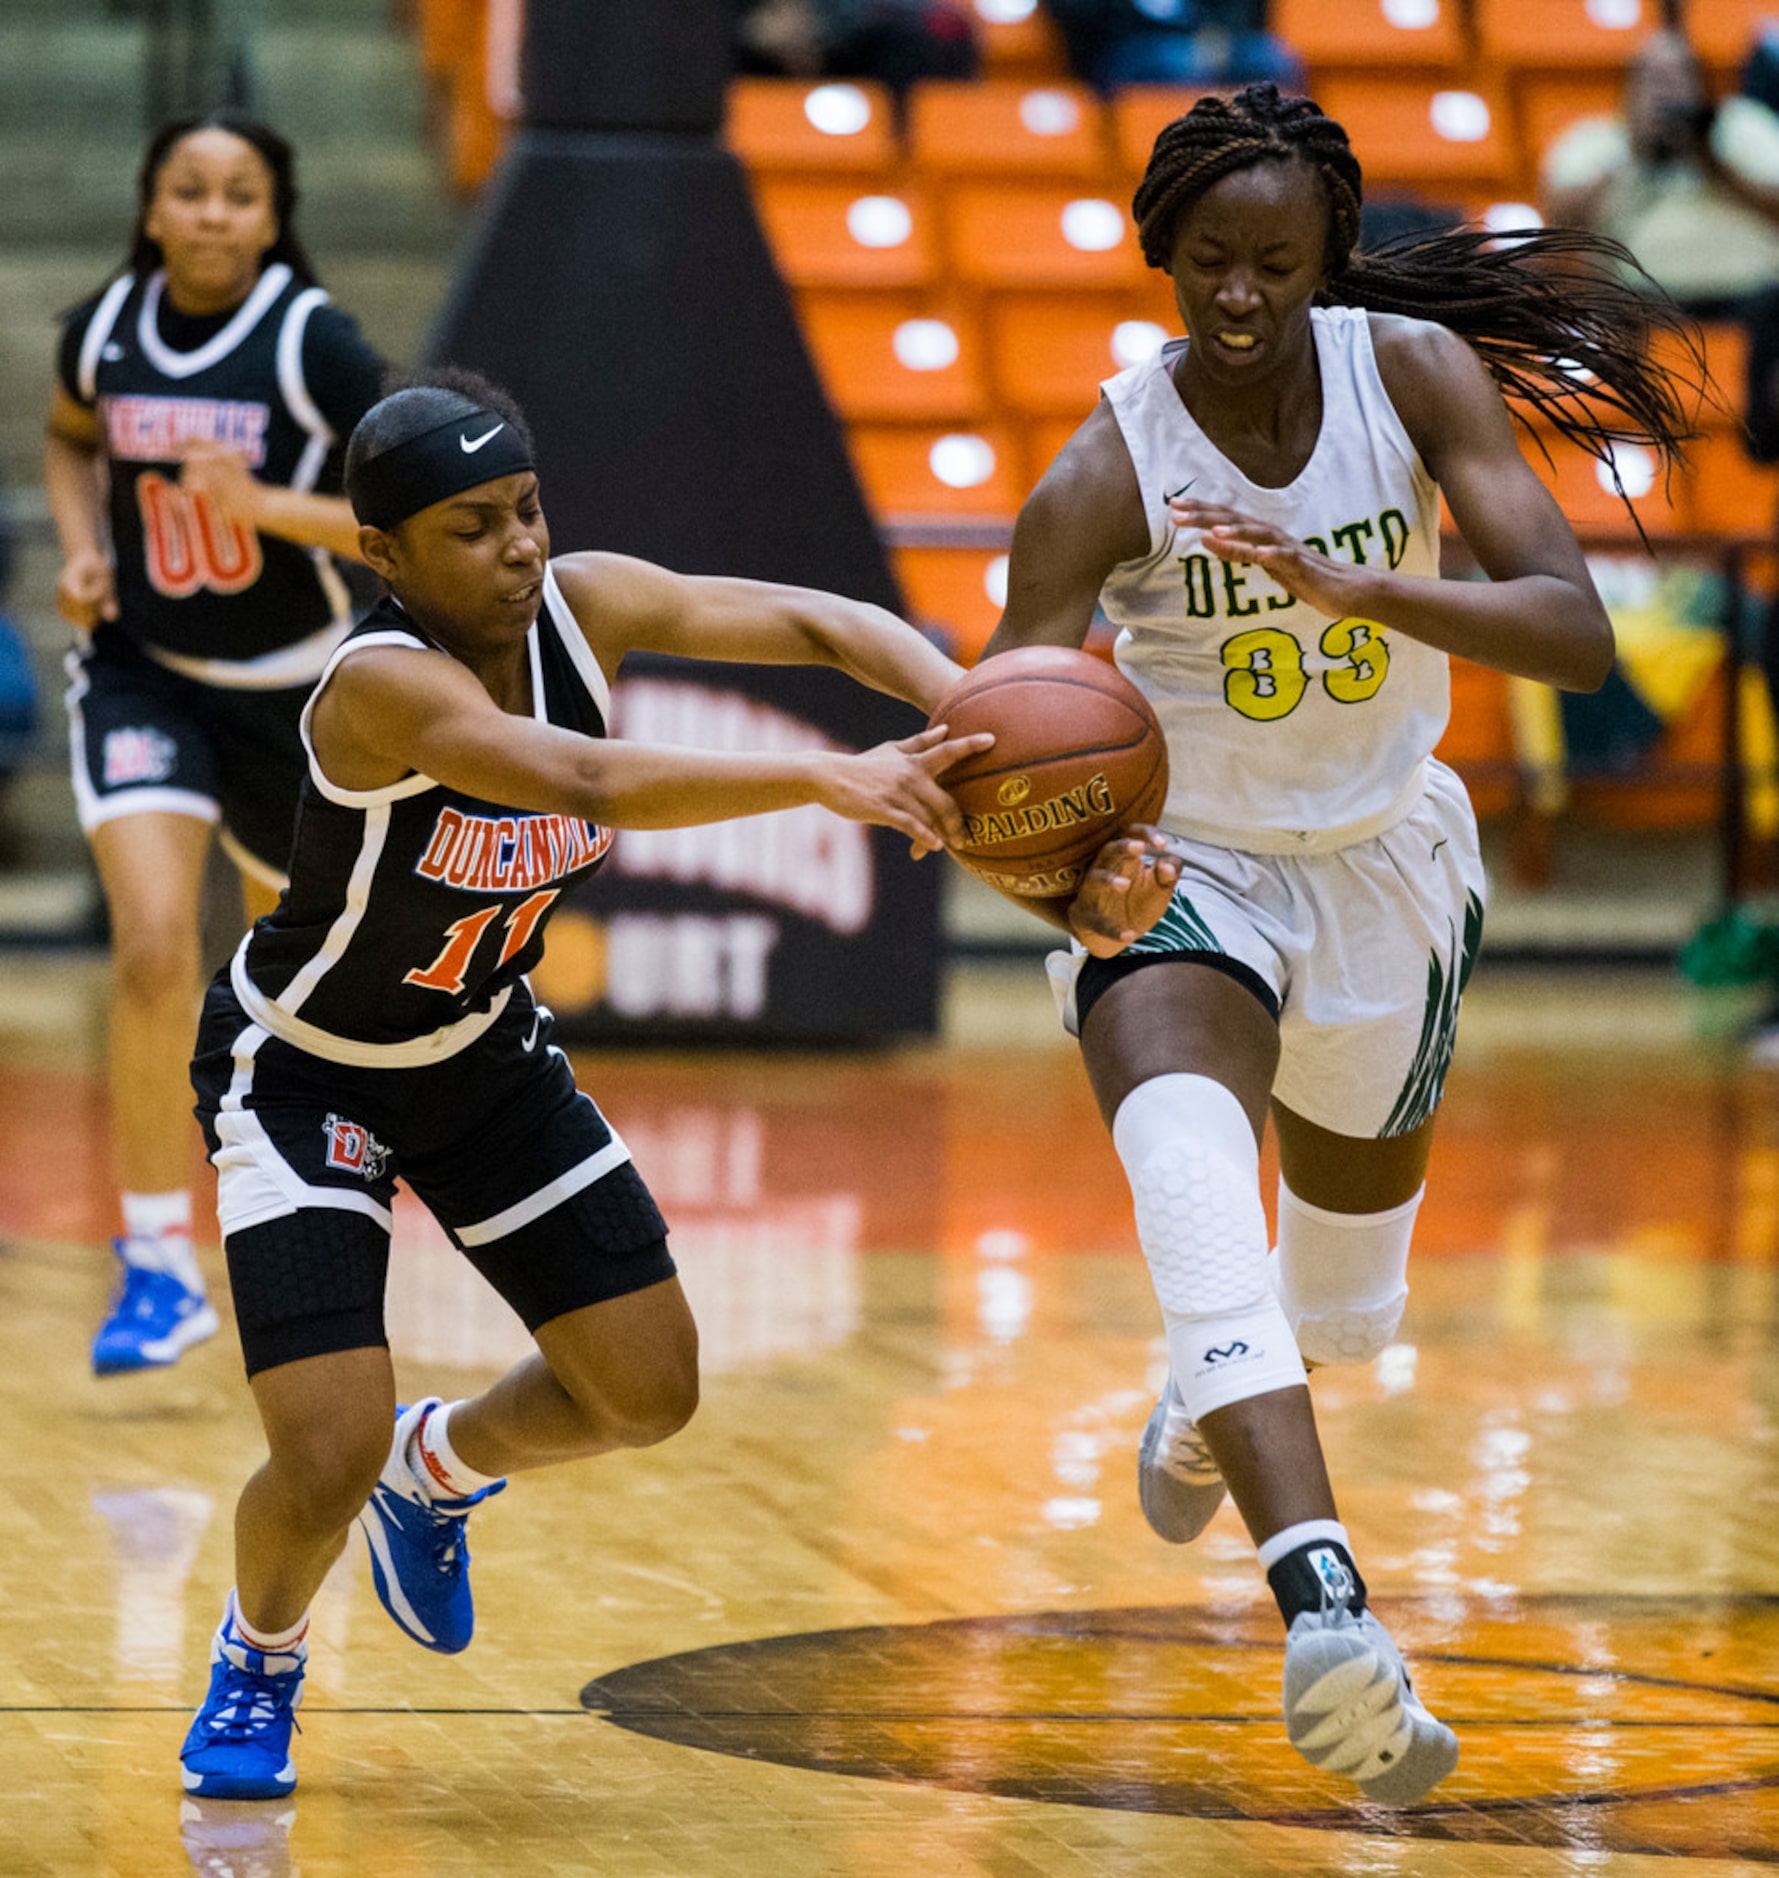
[981,84,1698,1802]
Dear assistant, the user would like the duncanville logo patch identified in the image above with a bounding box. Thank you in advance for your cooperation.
[323,1114,390,1180]
[102,726,177,787]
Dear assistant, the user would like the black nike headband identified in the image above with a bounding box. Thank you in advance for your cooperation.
[347,407,537,530]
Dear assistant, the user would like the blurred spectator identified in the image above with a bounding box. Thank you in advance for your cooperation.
[0,473,40,866]
[734,0,980,96]
[1042,0,1302,94]
[1540,25,1779,317]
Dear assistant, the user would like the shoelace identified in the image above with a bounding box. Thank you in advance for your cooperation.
[204,1664,301,1743]
[1157,1407,1221,1483]
[390,1483,473,1575]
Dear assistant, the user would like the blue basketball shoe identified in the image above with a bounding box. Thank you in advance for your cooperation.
[91,1239,219,1375]
[180,1610,304,1800]
[357,1399,505,1654]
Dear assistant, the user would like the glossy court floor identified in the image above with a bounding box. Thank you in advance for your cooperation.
[3,953,1777,1877]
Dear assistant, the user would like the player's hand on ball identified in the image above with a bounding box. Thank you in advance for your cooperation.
[1066,824,1179,957]
[1169,497,1372,619]
[821,723,993,856]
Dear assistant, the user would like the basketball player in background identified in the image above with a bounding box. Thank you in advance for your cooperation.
[44,116,385,1375]
[176,372,989,1800]
[981,84,1698,1801]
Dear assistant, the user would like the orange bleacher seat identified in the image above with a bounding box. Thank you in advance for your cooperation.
[1686,433,1779,536]
[1530,431,1689,537]
[1435,658,1519,819]
[726,79,899,175]
[972,0,1071,78]
[1517,72,1624,190]
[1278,0,1465,71]
[1688,0,1776,71]
[894,546,1009,661]
[909,80,1110,180]
[1111,86,1219,181]
[1476,0,1652,69]
[986,294,1174,416]
[751,178,940,290]
[850,425,1026,516]
[1313,75,1515,188]
[1022,413,1092,486]
[797,294,991,422]
[944,182,1151,290]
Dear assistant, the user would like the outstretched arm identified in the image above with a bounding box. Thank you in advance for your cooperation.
[311,645,991,854]
[550,552,965,714]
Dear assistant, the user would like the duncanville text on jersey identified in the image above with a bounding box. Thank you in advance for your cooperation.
[415,807,615,893]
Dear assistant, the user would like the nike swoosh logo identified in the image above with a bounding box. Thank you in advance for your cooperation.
[522,1012,542,1052]
[460,424,504,453]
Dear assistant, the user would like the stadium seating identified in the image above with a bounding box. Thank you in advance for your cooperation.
[796,295,992,424]
[1111,86,1218,184]
[942,182,1151,291]
[1688,0,1778,71]
[849,425,1027,515]
[970,0,1072,79]
[1475,0,1653,69]
[1276,0,1465,72]
[985,293,1171,416]
[726,78,900,175]
[1312,75,1517,189]
[749,179,941,290]
[908,80,1110,182]
[893,546,1010,660]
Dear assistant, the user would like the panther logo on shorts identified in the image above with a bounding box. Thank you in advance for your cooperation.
[323,1114,390,1181]
[102,726,177,787]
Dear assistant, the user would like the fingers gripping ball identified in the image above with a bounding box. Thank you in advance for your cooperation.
[927,647,1168,897]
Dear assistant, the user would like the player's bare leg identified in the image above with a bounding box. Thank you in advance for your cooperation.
[87,812,219,1372]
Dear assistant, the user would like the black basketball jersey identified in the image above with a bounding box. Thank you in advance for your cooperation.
[234,565,614,1063]
[59,264,383,668]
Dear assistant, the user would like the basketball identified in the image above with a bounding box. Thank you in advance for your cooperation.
[927,646,1169,898]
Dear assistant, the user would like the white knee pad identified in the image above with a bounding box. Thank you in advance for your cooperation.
[1274,1180,1421,1367]
[1113,1074,1307,1422]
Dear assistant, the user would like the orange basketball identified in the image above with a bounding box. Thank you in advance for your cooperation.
[927,646,1168,898]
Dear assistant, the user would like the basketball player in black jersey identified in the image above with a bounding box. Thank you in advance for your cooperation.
[177,372,990,1800]
[44,117,385,1377]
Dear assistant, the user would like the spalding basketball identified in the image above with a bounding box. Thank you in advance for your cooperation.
[927,646,1168,898]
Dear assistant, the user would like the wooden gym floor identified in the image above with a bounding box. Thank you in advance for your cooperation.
[2,954,1776,1877]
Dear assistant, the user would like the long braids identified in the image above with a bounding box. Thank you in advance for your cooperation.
[1133,85,1704,486]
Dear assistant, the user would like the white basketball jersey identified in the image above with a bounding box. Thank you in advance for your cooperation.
[1100,306,1449,852]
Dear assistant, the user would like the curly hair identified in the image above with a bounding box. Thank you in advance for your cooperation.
[1132,84,1705,494]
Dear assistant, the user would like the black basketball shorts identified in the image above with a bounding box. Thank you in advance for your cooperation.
[65,625,313,884]
[190,979,674,1376]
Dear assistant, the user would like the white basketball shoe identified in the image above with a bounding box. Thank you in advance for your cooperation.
[1282,1602,1459,1804]
[1136,1377,1227,1542]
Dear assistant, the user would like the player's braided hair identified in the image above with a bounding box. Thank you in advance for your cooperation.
[1133,85,1704,484]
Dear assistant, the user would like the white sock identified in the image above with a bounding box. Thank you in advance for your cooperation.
[406,1400,502,1499]
[226,1590,309,1662]
[120,1190,204,1293]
